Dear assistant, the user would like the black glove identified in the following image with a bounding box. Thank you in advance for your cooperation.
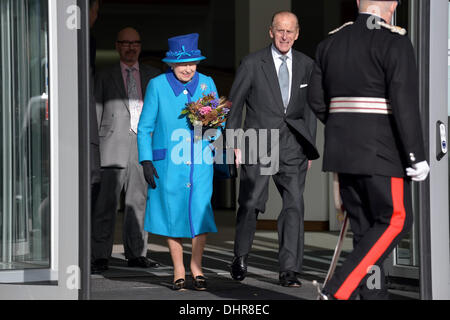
[141,161,159,189]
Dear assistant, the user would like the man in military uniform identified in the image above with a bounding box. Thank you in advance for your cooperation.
[308,0,430,300]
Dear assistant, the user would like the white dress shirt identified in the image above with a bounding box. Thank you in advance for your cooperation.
[271,44,293,105]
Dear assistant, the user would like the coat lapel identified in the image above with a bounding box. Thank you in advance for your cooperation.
[261,47,285,114]
[112,63,130,111]
[286,51,304,112]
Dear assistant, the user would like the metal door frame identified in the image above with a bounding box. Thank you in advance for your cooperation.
[77,0,91,301]
[0,0,80,299]
[384,0,450,300]
[385,0,422,282]
[422,0,450,300]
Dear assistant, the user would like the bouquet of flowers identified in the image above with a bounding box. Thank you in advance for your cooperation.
[181,93,232,130]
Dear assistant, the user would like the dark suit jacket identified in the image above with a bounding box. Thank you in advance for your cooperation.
[308,14,426,177]
[226,46,319,161]
[95,62,160,168]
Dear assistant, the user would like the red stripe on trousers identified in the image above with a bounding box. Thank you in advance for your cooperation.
[334,178,406,300]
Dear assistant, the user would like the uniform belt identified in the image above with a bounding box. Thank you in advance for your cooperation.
[330,97,392,115]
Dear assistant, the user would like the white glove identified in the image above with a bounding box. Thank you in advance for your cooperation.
[406,161,430,182]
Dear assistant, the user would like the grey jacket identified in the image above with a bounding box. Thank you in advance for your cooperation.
[95,62,160,168]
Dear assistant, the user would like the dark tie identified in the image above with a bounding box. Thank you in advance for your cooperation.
[278,55,289,111]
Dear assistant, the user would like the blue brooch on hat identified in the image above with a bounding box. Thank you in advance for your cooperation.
[162,33,206,64]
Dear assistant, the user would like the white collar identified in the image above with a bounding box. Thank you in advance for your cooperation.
[271,44,292,61]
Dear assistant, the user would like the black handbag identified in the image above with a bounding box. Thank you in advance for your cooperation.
[214,147,237,179]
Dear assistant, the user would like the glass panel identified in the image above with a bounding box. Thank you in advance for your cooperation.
[0,0,50,271]
[391,0,420,268]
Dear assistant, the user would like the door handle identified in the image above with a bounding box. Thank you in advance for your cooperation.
[436,121,448,161]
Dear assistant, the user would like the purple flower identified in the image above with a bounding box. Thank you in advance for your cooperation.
[211,99,220,109]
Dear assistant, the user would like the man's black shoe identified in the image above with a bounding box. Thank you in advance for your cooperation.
[230,255,248,281]
[127,256,160,268]
[279,271,302,287]
[91,258,109,275]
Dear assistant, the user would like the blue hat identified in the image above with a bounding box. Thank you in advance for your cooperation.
[162,33,206,64]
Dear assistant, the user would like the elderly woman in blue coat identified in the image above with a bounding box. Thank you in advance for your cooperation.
[137,33,219,291]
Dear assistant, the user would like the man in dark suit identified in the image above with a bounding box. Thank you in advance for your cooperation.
[308,0,429,299]
[226,11,319,287]
[91,27,161,274]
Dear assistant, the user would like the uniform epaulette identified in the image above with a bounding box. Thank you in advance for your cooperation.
[376,21,407,36]
[328,22,354,35]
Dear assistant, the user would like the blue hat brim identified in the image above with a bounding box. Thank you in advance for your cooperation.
[162,56,206,64]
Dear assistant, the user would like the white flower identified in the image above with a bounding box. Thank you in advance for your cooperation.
[200,83,208,91]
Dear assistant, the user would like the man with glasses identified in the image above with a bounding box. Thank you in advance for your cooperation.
[92,27,160,274]
[226,11,319,287]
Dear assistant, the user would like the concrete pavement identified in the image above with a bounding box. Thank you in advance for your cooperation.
[91,210,418,300]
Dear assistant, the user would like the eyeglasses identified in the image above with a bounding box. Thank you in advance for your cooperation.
[117,40,142,48]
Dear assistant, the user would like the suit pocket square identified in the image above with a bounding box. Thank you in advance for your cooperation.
[300,84,308,89]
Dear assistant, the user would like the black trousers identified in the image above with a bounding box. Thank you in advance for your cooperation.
[233,124,309,275]
[324,174,413,300]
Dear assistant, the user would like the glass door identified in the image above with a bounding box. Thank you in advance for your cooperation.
[385,0,421,281]
[386,1,450,300]
[0,0,82,299]
[0,0,50,274]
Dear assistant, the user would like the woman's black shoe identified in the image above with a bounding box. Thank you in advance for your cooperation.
[172,278,186,291]
[192,275,207,291]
